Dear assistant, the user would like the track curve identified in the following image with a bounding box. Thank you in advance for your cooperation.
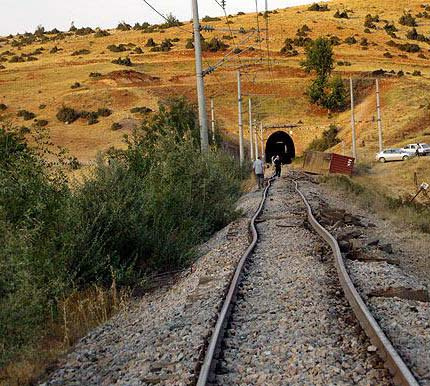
[197,174,419,386]
[294,179,419,386]
[196,176,275,386]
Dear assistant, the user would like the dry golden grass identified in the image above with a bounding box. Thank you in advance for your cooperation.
[0,283,129,386]
[1,0,429,163]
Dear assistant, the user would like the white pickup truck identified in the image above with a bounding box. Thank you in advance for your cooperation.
[402,143,430,156]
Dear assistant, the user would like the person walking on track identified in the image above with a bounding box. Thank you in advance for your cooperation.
[253,156,265,189]
[274,155,282,178]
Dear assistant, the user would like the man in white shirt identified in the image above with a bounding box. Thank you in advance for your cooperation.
[253,156,265,189]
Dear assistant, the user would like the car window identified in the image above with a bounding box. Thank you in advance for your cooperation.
[422,144,430,149]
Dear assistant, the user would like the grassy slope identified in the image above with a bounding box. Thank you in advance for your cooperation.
[1,0,430,197]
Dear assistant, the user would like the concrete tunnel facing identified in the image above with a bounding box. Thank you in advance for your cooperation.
[265,131,296,164]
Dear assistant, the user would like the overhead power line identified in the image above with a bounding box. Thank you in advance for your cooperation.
[141,0,193,34]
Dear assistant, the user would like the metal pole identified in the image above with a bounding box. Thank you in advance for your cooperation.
[249,98,254,161]
[376,78,383,153]
[237,71,244,165]
[350,77,357,160]
[254,120,259,159]
[210,96,216,144]
[192,0,209,153]
[260,122,264,162]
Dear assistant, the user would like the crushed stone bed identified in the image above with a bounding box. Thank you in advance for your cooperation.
[214,177,390,385]
[299,174,430,385]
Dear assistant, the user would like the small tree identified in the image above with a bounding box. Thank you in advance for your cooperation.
[301,37,334,80]
[325,76,347,111]
[301,37,346,111]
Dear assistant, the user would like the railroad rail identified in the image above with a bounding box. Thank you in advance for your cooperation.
[196,175,419,386]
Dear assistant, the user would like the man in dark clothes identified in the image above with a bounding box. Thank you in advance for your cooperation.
[274,155,282,178]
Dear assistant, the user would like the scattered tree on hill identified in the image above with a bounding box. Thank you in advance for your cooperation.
[308,3,329,12]
[112,57,132,66]
[344,36,357,44]
[117,22,132,31]
[162,13,182,28]
[145,38,156,47]
[399,13,417,26]
[334,10,349,19]
[307,124,341,151]
[301,37,346,111]
[406,27,429,42]
[364,14,379,29]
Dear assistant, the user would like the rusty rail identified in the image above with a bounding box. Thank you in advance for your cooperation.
[294,181,419,386]
[196,177,274,386]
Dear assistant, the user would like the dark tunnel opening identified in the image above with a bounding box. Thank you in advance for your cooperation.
[265,131,296,164]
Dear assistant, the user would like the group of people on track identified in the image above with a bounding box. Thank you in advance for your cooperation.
[252,155,282,190]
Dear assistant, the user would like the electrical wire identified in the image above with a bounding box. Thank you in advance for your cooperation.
[141,0,193,34]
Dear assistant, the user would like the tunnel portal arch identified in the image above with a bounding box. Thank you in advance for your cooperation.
[265,131,296,164]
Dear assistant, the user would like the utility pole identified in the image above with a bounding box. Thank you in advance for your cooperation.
[260,122,264,162]
[254,120,259,159]
[210,96,216,144]
[249,98,254,161]
[192,0,209,153]
[350,77,357,160]
[376,78,383,153]
[237,71,244,165]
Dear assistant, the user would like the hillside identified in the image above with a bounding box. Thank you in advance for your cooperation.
[1,0,430,190]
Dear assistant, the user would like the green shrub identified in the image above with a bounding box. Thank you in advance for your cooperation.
[111,122,122,130]
[406,27,429,42]
[308,3,329,11]
[17,110,36,120]
[89,72,102,78]
[344,36,357,44]
[202,37,228,52]
[56,106,80,123]
[71,82,81,89]
[107,44,127,52]
[334,10,349,19]
[145,38,156,47]
[160,13,183,29]
[399,13,417,26]
[0,103,7,111]
[0,97,244,372]
[130,106,153,114]
[87,113,99,125]
[117,22,132,31]
[112,57,132,66]
[202,15,222,22]
[307,124,341,151]
[364,14,379,29]
[71,49,90,56]
[75,27,94,36]
[360,37,369,46]
[35,119,48,127]
[50,46,61,54]
[94,29,110,38]
[413,70,422,76]
[97,108,112,117]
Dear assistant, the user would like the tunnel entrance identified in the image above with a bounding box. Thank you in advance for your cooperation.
[265,131,295,164]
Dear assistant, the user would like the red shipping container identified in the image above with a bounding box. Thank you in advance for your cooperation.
[329,153,355,176]
[303,151,355,176]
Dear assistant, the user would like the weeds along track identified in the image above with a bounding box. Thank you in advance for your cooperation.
[197,172,419,386]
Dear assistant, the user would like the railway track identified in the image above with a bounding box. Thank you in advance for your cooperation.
[197,172,419,386]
